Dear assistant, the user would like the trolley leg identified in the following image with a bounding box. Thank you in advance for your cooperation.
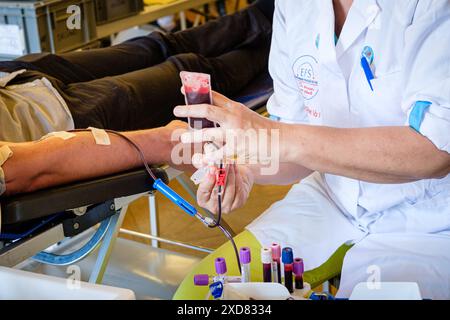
[89,205,128,284]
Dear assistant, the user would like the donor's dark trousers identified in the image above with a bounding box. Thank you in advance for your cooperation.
[0,2,273,131]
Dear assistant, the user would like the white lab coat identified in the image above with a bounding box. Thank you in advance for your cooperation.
[247,0,450,299]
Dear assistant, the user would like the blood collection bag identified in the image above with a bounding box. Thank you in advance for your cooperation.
[180,71,217,129]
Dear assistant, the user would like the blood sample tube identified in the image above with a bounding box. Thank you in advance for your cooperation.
[180,71,216,129]
[215,257,227,283]
[240,247,251,283]
[282,247,294,293]
[261,247,272,283]
[194,274,241,286]
[293,258,305,290]
[271,243,282,284]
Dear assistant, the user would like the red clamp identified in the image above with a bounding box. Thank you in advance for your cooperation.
[216,168,227,187]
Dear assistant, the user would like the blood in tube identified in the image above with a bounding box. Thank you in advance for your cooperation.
[293,258,305,290]
[271,243,282,284]
[282,247,294,293]
[180,71,216,129]
[261,247,272,283]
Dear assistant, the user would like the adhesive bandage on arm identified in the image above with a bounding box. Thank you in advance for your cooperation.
[40,131,76,141]
[39,128,111,146]
[88,127,111,146]
[1,127,110,196]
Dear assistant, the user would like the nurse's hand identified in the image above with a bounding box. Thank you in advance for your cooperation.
[196,163,254,214]
[174,91,280,166]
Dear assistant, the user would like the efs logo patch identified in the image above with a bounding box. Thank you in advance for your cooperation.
[292,55,319,100]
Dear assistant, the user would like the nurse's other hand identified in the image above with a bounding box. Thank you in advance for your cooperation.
[197,164,254,214]
[174,91,279,165]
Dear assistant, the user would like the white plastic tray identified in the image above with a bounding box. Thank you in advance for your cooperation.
[0,266,135,300]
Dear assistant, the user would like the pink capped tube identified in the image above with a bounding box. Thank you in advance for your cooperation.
[271,243,282,284]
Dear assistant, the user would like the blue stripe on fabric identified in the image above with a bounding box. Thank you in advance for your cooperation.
[409,101,432,132]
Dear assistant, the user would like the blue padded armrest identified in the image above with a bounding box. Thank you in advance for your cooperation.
[1,167,168,226]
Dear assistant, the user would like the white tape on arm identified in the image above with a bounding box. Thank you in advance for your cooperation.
[0,145,13,196]
[40,131,76,141]
[40,129,110,146]
[88,127,111,146]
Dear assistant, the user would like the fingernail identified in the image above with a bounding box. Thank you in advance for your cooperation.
[180,133,190,143]
[174,107,187,116]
